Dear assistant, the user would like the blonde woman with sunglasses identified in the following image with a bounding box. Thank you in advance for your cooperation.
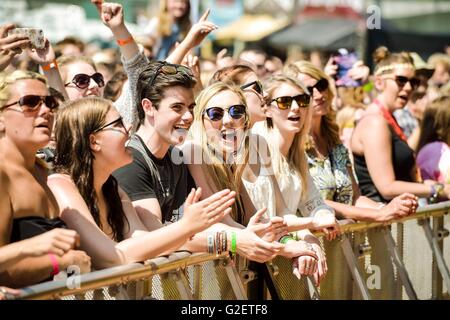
[0,70,91,287]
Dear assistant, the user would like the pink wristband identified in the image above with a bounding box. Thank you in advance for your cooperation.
[48,253,60,276]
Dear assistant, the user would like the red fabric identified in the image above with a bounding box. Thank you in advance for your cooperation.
[374,99,408,142]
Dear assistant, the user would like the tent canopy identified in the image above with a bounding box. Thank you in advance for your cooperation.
[215,14,290,42]
[267,18,360,51]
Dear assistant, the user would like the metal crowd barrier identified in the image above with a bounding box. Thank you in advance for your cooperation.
[12,201,450,300]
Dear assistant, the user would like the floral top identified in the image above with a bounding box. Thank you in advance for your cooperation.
[307,144,354,205]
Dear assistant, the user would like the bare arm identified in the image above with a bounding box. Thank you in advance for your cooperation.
[356,115,432,199]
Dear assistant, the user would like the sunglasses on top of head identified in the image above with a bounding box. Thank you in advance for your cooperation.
[1,95,59,112]
[240,81,264,95]
[271,94,311,110]
[65,73,105,89]
[203,105,247,122]
[148,61,194,87]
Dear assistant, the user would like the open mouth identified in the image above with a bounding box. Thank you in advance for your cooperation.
[221,130,237,143]
[398,95,408,103]
[287,116,300,122]
[36,123,49,129]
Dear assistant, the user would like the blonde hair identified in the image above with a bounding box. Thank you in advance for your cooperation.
[0,70,47,110]
[284,60,341,150]
[264,75,312,200]
[418,95,450,150]
[372,46,414,76]
[56,55,97,82]
[0,70,49,169]
[190,82,250,223]
[157,0,191,38]
[335,87,366,133]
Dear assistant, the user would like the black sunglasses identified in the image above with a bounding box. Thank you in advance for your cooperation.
[391,75,420,90]
[2,95,59,112]
[271,94,311,110]
[306,78,329,94]
[240,81,264,95]
[203,105,247,122]
[65,73,105,89]
[148,61,194,88]
[93,116,129,135]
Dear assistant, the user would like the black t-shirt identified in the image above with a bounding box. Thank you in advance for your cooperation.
[113,134,195,223]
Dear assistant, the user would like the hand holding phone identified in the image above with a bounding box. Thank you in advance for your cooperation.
[7,28,45,49]
[334,48,361,87]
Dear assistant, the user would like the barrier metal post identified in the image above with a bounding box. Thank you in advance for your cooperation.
[419,218,450,297]
[381,227,418,300]
[340,235,372,300]
[169,269,194,300]
[307,276,320,300]
[222,257,248,300]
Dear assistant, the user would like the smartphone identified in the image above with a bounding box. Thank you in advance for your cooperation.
[8,28,45,49]
[333,48,361,87]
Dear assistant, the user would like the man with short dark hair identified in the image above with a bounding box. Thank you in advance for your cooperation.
[113,61,197,226]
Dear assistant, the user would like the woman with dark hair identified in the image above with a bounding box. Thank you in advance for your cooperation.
[48,97,235,269]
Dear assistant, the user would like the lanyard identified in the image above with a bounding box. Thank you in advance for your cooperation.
[373,99,407,142]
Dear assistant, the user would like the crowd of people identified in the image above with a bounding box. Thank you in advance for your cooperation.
[0,0,449,300]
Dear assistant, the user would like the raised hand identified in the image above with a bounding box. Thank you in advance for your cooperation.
[183,188,235,234]
[183,9,218,49]
[93,1,125,31]
[348,60,370,83]
[0,23,30,71]
[26,38,55,66]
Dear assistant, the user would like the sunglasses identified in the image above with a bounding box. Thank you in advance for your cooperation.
[240,81,264,95]
[149,61,194,87]
[93,116,129,135]
[65,73,105,89]
[1,95,59,112]
[271,94,311,110]
[203,105,247,122]
[306,78,329,94]
[387,75,420,90]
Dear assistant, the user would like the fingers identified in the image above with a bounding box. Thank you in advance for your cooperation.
[205,190,235,211]
[0,24,15,37]
[217,48,227,60]
[202,189,232,206]
[249,208,268,224]
[199,8,211,22]
[91,0,103,14]
[193,187,202,203]
[207,197,235,222]
[184,188,196,206]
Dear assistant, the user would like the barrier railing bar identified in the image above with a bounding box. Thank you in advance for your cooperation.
[306,276,320,300]
[171,269,194,300]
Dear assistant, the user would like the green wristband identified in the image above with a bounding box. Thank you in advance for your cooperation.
[279,235,295,244]
[231,231,237,254]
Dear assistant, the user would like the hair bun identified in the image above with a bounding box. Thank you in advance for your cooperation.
[373,46,390,64]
